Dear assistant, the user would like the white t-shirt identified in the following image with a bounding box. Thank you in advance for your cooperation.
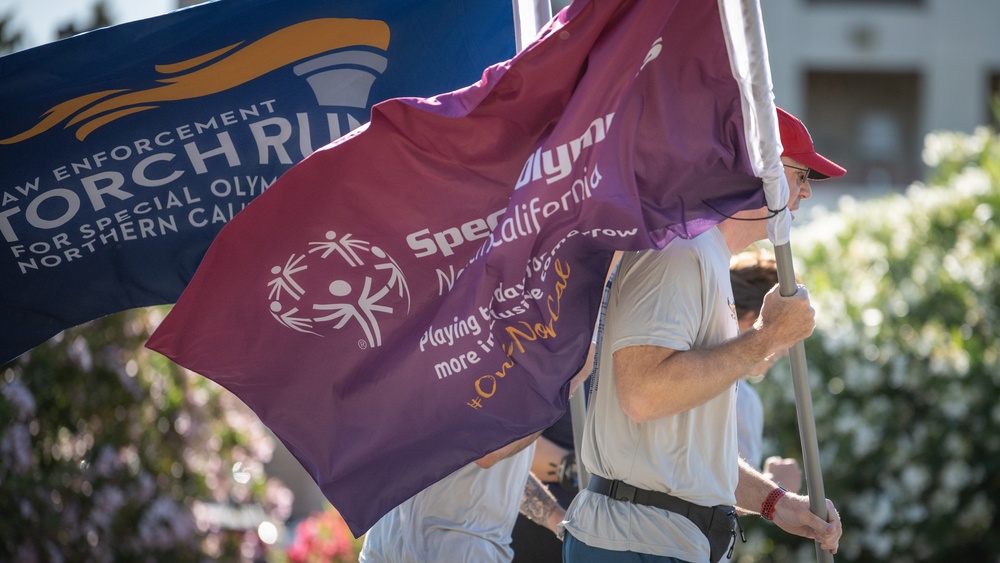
[359,443,535,563]
[562,227,740,561]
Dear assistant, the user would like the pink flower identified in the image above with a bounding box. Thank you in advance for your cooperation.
[287,507,355,562]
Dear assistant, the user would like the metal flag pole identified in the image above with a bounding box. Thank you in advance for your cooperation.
[775,244,833,563]
[511,0,598,492]
[512,0,553,52]
[735,0,834,557]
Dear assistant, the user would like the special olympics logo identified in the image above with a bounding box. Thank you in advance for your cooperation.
[266,231,410,348]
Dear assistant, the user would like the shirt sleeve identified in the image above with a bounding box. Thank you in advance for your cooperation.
[610,241,706,353]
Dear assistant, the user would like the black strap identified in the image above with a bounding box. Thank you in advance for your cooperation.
[587,475,740,563]
[587,475,715,530]
[587,260,618,398]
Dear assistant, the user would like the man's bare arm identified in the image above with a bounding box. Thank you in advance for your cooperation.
[520,472,565,535]
[475,430,543,469]
[616,286,814,423]
[734,459,841,553]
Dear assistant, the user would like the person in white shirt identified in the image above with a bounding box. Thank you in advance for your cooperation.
[361,360,593,563]
[731,249,803,493]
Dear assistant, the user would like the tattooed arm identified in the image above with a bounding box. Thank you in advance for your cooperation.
[519,471,565,536]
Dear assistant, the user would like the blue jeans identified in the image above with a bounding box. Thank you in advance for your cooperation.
[563,531,692,563]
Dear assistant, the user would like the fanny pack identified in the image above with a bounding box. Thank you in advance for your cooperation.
[587,475,743,562]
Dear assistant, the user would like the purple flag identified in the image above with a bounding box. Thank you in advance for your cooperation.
[147,0,766,535]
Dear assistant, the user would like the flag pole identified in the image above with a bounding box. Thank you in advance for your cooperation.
[511,0,594,492]
[774,244,833,563]
[511,0,552,52]
[511,0,595,492]
[736,0,833,558]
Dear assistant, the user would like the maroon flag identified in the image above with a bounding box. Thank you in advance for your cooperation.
[148,0,766,535]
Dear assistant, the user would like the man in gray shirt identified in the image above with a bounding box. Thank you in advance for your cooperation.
[562,108,844,563]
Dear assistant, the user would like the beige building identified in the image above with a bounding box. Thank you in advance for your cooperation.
[762,0,1000,196]
[554,0,999,198]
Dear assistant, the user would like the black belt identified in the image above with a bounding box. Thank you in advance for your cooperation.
[587,474,741,562]
[587,474,715,523]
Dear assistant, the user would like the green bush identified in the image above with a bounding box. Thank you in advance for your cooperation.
[742,125,1000,562]
[0,308,293,561]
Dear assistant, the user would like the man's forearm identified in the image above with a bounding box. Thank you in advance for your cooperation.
[520,472,565,535]
[735,459,842,552]
[531,436,570,482]
[735,457,778,515]
[475,430,543,469]
[615,328,775,422]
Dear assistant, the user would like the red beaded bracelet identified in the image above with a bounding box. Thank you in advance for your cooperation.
[761,487,787,521]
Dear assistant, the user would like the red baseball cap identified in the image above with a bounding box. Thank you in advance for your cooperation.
[777,107,846,180]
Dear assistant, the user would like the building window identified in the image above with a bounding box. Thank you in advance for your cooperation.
[805,71,922,189]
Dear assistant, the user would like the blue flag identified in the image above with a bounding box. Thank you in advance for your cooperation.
[0,0,514,364]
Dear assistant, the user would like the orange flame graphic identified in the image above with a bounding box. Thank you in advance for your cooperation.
[1,19,390,144]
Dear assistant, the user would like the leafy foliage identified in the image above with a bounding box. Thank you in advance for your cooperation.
[0,308,292,561]
[0,11,24,55]
[742,125,1000,562]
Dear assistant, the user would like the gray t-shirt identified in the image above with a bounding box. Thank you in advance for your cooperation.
[562,227,739,561]
[359,443,535,563]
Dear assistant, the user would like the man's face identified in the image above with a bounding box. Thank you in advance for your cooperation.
[731,156,816,237]
[780,156,812,216]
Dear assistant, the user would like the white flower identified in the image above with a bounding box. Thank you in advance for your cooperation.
[939,459,971,492]
[1,379,37,420]
[93,446,121,478]
[951,166,991,198]
[137,498,197,550]
[843,357,879,392]
[920,128,990,168]
[901,466,930,495]
[136,471,157,503]
[866,493,894,530]
[1,424,33,474]
[902,502,928,524]
[935,386,969,421]
[67,336,93,372]
[851,423,879,458]
[861,308,884,328]
[863,529,893,558]
[91,487,125,529]
[265,478,295,522]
